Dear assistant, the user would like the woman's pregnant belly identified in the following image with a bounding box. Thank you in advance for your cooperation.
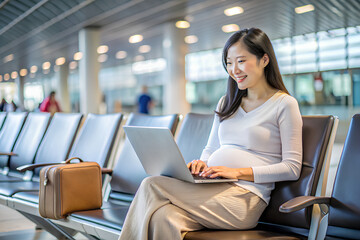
[207,146,261,168]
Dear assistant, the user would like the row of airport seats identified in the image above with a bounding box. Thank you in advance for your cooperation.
[0,112,359,239]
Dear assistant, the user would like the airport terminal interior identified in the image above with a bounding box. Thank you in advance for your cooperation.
[0,0,360,239]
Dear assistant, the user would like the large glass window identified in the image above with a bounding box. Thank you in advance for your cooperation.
[353,69,360,106]
[295,74,315,105]
[24,83,44,111]
[294,34,317,73]
[272,38,292,74]
[185,49,227,82]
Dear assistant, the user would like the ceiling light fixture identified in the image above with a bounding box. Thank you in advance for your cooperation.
[69,61,78,70]
[134,55,145,62]
[74,52,83,61]
[0,75,2,82]
[3,54,14,63]
[42,62,51,70]
[30,65,38,73]
[4,73,10,81]
[97,45,109,54]
[116,51,127,59]
[139,45,151,53]
[129,34,143,43]
[224,6,244,16]
[222,24,240,33]
[20,69,28,77]
[295,4,315,14]
[97,54,108,63]
[184,35,198,44]
[11,71,18,79]
[55,57,66,66]
[175,21,190,29]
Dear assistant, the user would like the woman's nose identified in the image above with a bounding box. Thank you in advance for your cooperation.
[233,64,241,74]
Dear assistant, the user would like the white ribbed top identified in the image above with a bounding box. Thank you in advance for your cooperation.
[200,91,303,204]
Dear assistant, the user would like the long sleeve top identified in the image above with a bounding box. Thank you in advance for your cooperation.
[200,91,303,204]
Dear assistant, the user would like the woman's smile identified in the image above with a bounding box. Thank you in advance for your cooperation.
[235,75,247,83]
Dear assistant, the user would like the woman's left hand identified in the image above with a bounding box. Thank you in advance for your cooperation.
[200,166,254,181]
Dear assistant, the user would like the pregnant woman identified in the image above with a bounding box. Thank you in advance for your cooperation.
[119,27,303,240]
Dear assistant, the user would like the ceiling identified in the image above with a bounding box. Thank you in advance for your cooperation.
[0,0,359,80]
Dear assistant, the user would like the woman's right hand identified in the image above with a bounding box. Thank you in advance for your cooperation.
[187,160,208,175]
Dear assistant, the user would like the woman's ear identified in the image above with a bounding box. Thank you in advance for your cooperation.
[263,54,269,67]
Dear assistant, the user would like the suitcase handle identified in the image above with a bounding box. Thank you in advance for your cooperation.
[65,157,84,164]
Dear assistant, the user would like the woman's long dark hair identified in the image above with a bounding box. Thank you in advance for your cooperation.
[216,28,289,122]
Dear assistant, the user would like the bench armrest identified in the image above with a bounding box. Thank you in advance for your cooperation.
[279,196,331,213]
[17,163,62,172]
[101,168,113,175]
[0,152,18,156]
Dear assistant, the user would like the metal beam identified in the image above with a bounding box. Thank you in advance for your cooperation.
[0,0,50,36]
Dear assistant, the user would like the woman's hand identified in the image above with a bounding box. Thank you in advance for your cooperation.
[200,166,254,181]
[187,160,207,175]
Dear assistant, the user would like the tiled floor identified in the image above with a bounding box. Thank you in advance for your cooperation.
[0,143,344,239]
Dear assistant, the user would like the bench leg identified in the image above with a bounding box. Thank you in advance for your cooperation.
[19,211,77,240]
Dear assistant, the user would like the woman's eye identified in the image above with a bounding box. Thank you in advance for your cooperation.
[226,62,232,65]
[238,60,244,63]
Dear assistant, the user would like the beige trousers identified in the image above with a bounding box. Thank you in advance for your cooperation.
[118,176,267,240]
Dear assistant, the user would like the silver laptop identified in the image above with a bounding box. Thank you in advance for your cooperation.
[123,126,238,183]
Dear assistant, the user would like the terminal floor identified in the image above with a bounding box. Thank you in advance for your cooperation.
[0,143,344,239]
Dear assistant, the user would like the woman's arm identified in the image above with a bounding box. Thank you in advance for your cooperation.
[251,96,303,183]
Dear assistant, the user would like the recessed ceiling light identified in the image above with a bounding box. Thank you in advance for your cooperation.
[42,62,51,70]
[0,75,2,82]
[4,73,10,81]
[295,4,315,14]
[224,6,244,16]
[20,69,28,77]
[134,55,145,62]
[175,21,190,29]
[97,45,109,54]
[184,35,198,44]
[116,51,127,59]
[222,24,240,33]
[55,57,66,66]
[3,54,14,63]
[30,65,38,73]
[129,35,143,43]
[11,71,18,79]
[139,45,151,53]
[74,52,83,61]
[69,61,78,70]
[97,54,108,63]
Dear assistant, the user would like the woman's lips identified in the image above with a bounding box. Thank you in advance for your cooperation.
[235,75,247,83]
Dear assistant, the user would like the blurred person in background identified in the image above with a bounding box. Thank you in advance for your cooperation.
[40,91,61,115]
[0,98,17,112]
[137,85,154,114]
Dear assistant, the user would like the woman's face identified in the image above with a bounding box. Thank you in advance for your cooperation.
[226,41,268,90]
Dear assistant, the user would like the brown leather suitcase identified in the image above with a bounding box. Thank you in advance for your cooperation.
[39,157,102,219]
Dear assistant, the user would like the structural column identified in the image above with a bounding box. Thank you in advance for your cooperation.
[56,64,71,112]
[162,22,191,115]
[16,76,25,111]
[79,27,101,114]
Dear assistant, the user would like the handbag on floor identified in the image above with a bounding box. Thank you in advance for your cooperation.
[39,157,102,219]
